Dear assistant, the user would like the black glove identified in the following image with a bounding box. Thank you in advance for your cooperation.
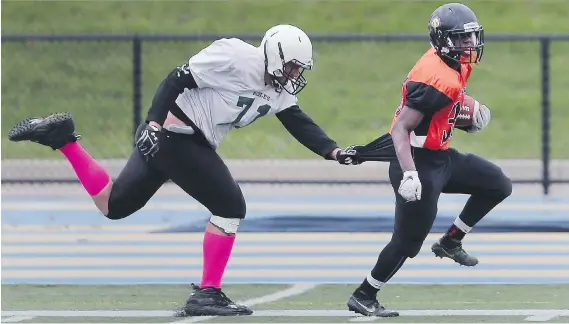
[136,123,161,160]
[336,145,365,165]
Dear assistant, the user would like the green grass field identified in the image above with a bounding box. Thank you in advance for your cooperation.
[2,284,569,323]
[2,1,569,159]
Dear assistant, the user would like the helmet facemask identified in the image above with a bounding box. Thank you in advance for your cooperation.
[438,24,484,64]
[264,42,311,95]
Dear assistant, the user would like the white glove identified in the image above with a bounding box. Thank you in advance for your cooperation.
[469,103,491,133]
[398,170,422,202]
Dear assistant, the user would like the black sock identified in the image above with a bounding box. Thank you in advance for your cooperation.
[443,224,467,241]
[356,278,379,298]
[356,241,407,297]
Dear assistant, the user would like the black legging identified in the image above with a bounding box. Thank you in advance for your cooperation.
[106,125,246,220]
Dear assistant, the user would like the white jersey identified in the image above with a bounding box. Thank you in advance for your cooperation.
[175,38,298,149]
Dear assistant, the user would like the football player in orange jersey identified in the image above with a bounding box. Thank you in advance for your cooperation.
[339,3,513,317]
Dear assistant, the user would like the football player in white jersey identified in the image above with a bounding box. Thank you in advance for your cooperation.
[8,24,359,317]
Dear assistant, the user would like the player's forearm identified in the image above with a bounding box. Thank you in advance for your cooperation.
[286,124,339,159]
[391,124,416,171]
[276,106,339,159]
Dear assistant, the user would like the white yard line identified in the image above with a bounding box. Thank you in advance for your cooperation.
[524,314,561,322]
[3,308,569,318]
[1,316,36,323]
[349,309,566,322]
[171,283,319,323]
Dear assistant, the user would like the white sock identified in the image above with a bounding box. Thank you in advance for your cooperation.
[366,273,385,289]
[454,217,472,233]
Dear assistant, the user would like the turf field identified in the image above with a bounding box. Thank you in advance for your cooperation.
[2,284,569,323]
[2,190,569,322]
[2,1,569,159]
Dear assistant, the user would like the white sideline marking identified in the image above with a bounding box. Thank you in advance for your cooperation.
[349,310,563,323]
[2,316,36,323]
[524,314,560,322]
[171,283,318,323]
[3,309,569,318]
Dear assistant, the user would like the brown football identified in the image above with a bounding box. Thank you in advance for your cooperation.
[456,95,478,127]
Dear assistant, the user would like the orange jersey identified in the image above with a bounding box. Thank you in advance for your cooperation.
[390,48,472,150]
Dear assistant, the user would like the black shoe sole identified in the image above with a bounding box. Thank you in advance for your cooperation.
[348,306,399,318]
[432,242,479,267]
[8,112,73,142]
[175,306,253,317]
[347,297,399,317]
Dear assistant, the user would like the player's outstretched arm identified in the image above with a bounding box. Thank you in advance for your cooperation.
[276,105,340,160]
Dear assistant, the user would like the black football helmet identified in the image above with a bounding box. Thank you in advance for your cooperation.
[428,3,484,64]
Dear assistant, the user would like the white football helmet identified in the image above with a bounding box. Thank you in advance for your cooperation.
[259,24,313,95]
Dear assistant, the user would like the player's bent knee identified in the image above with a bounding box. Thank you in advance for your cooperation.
[499,175,513,199]
[490,172,513,201]
[206,196,246,235]
[104,208,133,220]
[392,236,423,258]
[210,215,241,235]
[484,164,513,200]
[401,243,423,258]
[105,196,143,220]
[234,195,247,219]
[104,178,155,220]
[209,193,247,220]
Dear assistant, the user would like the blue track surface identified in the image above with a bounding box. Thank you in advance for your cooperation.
[2,193,569,284]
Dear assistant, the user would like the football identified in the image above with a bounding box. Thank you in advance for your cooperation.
[455,95,479,127]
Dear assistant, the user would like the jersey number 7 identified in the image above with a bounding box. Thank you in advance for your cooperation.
[441,102,461,145]
[232,96,271,128]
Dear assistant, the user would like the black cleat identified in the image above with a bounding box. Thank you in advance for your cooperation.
[175,284,253,317]
[8,112,80,150]
[347,290,399,317]
[432,238,479,266]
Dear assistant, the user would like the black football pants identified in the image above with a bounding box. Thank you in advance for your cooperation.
[105,124,246,220]
[389,147,512,257]
[368,147,512,283]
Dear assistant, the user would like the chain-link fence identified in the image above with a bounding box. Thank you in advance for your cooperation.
[2,34,569,193]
